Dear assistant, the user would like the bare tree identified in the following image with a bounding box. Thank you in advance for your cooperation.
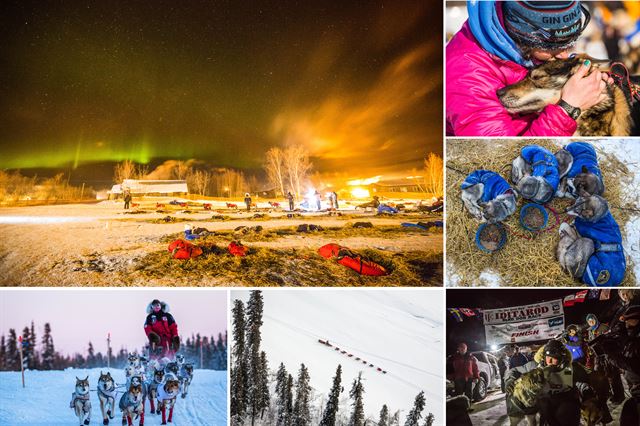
[173,161,191,180]
[423,152,443,197]
[264,147,286,196]
[189,170,211,196]
[113,160,137,184]
[283,146,312,199]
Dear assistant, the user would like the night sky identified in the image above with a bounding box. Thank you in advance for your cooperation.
[0,0,440,182]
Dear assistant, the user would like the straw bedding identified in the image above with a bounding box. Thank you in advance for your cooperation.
[446,139,637,286]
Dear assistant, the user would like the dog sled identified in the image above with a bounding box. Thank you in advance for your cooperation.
[318,243,388,276]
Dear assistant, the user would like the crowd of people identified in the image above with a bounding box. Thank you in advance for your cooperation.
[447,289,640,426]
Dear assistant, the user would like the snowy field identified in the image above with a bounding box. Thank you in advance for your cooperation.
[0,196,442,286]
[232,289,444,424]
[0,368,227,425]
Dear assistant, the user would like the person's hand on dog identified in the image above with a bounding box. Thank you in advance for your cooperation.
[560,60,613,113]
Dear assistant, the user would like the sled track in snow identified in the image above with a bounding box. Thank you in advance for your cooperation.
[264,313,442,393]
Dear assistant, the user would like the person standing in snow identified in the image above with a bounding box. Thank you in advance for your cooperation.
[144,299,180,360]
[448,342,480,401]
[244,193,252,212]
[286,191,295,211]
[446,1,613,136]
[123,190,132,209]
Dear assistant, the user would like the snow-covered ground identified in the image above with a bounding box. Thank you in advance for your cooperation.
[231,289,444,424]
[0,368,227,425]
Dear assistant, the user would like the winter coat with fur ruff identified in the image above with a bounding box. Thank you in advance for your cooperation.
[446,6,577,137]
[144,301,178,348]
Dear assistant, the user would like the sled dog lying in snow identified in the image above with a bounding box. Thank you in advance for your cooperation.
[119,382,145,426]
[497,55,635,136]
[178,362,194,398]
[98,371,116,425]
[70,376,92,426]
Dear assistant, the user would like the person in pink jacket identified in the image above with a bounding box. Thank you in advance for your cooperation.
[447,1,613,136]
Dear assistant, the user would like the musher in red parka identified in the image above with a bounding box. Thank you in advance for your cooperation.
[144,299,180,360]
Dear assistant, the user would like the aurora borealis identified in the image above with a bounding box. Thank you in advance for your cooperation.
[0,0,441,181]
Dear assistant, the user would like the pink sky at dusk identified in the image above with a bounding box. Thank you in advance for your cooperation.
[0,289,227,355]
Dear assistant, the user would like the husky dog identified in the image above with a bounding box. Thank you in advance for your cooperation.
[178,362,194,399]
[497,54,634,136]
[511,145,560,204]
[157,374,181,425]
[70,376,92,426]
[566,192,609,223]
[164,361,180,377]
[146,368,165,414]
[127,353,141,368]
[507,368,548,426]
[558,193,626,286]
[581,398,605,426]
[175,353,185,367]
[461,170,517,223]
[98,371,117,425]
[119,382,145,426]
[555,142,604,199]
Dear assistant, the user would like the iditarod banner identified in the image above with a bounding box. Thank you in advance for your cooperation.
[483,299,564,345]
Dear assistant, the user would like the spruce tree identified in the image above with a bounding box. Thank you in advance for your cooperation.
[404,391,425,426]
[245,290,265,425]
[0,335,5,371]
[258,351,271,419]
[6,329,18,371]
[424,412,434,426]
[29,321,38,369]
[348,372,365,426]
[292,363,312,426]
[286,373,294,421]
[275,363,289,426]
[320,364,343,426]
[230,299,247,418]
[87,342,96,368]
[378,404,389,426]
[41,323,55,370]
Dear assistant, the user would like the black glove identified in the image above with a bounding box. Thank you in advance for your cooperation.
[171,336,180,351]
[148,332,161,345]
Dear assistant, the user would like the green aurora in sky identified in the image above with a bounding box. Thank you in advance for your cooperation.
[1,0,441,175]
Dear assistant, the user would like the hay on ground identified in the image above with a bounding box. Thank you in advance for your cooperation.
[447,139,636,286]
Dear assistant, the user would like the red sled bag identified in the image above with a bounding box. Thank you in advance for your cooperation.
[318,243,387,276]
[168,239,203,259]
[228,241,248,257]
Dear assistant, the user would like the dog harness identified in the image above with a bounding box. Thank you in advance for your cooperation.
[119,392,143,414]
[575,212,626,287]
[461,170,514,203]
[98,383,116,400]
[563,142,602,179]
[70,392,91,412]
[157,385,180,402]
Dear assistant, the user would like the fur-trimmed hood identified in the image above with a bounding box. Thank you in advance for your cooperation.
[146,301,170,314]
[533,344,572,365]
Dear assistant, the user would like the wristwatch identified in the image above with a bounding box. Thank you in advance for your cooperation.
[558,99,581,120]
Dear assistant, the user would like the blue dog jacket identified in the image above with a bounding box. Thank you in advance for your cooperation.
[520,145,560,191]
[564,142,602,179]
[575,212,626,287]
[461,170,513,202]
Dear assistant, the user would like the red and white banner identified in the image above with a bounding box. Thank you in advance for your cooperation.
[483,299,565,345]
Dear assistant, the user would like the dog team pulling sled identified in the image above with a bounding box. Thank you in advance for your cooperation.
[69,300,195,426]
